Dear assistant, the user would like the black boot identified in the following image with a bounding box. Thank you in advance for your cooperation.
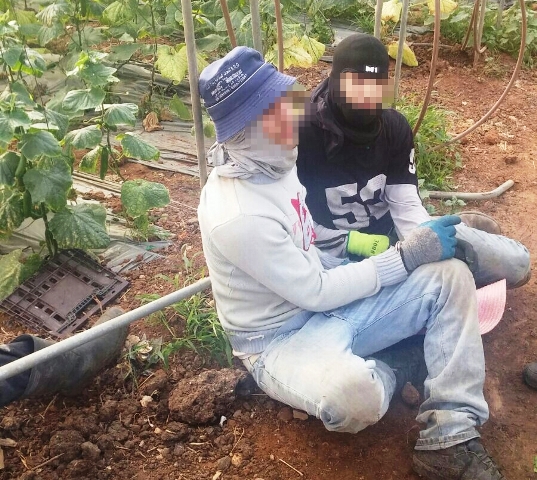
[18,306,127,400]
[413,439,506,480]
[523,362,537,390]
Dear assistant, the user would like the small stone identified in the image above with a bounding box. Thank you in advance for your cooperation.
[504,156,518,165]
[292,410,309,421]
[154,427,162,434]
[212,472,222,480]
[277,407,293,422]
[401,382,421,407]
[232,410,242,419]
[186,217,199,225]
[215,456,231,471]
[231,452,243,467]
[173,444,185,457]
[80,441,101,461]
[140,396,153,408]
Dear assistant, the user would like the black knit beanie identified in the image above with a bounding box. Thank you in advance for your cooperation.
[330,33,389,86]
[328,33,389,141]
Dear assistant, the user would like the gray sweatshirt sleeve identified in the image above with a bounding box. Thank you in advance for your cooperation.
[385,184,431,239]
[210,214,406,312]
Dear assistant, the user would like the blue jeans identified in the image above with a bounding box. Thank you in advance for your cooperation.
[244,259,489,450]
[454,223,530,289]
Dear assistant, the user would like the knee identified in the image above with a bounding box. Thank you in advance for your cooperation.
[317,362,386,433]
[417,258,474,287]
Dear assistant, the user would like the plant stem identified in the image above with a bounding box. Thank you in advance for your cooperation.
[41,203,57,257]
[147,2,158,114]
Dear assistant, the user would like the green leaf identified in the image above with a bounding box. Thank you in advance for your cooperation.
[107,43,141,62]
[0,186,25,237]
[155,45,188,84]
[77,62,119,87]
[23,158,72,210]
[64,125,102,149]
[20,253,42,283]
[43,108,69,139]
[119,133,160,161]
[3,81,34,107]
[20,130,62,159]
[79,145,102,174]
[121,179,170,218]
[16,48,47,77]
[49,203,110,250]
[36,1,71,26]
[62,87,106,112]
[533,455,537,473]
[103,103,138,127]
[0,152,20,186]
[0,250,24,301]
[1,45,23,67]
[38,23,67,47]
[169,95,192,120]
[0,116,14,144]
[155,45,207,84]
[102,0,134,25]
[195,34,226,51]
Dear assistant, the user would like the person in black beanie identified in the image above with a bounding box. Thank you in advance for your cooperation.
[296,32,530,480]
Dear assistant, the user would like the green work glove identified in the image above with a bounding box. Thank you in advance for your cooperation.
[346,231,390,258]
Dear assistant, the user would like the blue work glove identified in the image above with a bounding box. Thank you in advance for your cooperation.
[398,215,461,271]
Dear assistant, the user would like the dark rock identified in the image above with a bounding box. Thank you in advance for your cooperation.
[215,455,232,471]
[81,441,101,461]
[61,413,100,438]
[160,422,190,442]
[49,430,84,462]
[277,407,293,422]
[108,421,129,442]
[168,369,247,425]
[98,400,118,423]
[96,433,115,452]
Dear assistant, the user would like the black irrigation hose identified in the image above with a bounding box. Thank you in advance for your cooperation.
[412,0,441,135]
[429,0,527,149]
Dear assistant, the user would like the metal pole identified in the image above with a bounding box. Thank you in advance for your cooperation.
[474,0,487,67]
[393,0,410,102]
[250,0,263,55]
[219,0,237,47]
[374,0,383,39]
[0,277,212,382]
[274,0,284,72]
[181,0,208,187]
[496,0,505,30]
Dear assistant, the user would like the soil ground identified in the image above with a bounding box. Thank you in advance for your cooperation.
[2,42,537,480]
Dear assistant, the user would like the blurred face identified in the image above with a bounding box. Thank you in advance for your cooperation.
[259,88,307,149]
[337,72,394,111]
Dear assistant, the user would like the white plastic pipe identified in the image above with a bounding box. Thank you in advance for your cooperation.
[0,277,212,382]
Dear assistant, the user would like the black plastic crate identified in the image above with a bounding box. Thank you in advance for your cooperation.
[0,249,129,338]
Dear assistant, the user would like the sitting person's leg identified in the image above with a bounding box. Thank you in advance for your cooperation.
[0,307,127,408]
[0,338,32,407]
[455,222,530,289]
[247,258,502,478]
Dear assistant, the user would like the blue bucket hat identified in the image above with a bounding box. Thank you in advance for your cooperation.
[199,46,296,143]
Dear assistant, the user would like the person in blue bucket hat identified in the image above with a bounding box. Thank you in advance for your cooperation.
[197,46,507,480]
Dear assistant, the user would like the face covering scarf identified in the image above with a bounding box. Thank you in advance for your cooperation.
[207,124,298,180]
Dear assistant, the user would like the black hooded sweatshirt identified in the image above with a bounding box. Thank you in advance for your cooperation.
[296,78,430,255]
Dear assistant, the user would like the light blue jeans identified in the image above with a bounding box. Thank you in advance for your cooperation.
[244,259,489,450]
[243,224,529,450]
[454,223,530,289]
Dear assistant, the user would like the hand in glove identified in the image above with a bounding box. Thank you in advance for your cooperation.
[398,215,461,271]
[347,231,390,258]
